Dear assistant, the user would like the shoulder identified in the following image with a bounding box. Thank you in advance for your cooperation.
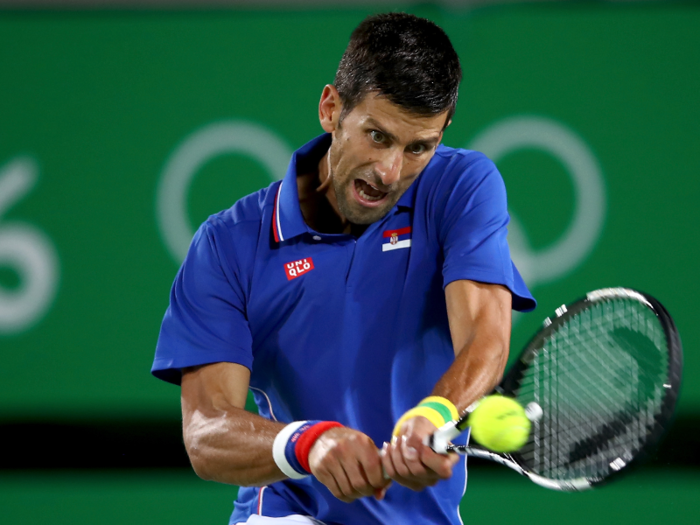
[417,145,506,211]
[426,144,501,187]
[201,182,278,244]
[194,182,279,277]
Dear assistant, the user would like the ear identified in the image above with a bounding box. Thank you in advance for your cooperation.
[319,84,342,133]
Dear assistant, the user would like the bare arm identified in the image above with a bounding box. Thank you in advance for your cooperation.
[181,361,391,500]
[383,279,512,490]
[434,279,512,409]
[181,361,286,486]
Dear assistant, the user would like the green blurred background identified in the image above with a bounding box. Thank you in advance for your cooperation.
[1,2,698,524]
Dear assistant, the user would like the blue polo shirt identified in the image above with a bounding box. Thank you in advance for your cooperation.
[153,133,535,525]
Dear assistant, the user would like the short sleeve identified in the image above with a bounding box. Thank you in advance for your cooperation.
[151,219,253,385]
[439,154,536,312]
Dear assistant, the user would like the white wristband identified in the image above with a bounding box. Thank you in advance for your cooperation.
[272,421,310,480]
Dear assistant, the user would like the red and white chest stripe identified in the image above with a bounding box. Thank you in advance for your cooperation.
[272,181,284,243]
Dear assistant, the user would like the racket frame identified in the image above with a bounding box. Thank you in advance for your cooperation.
[430,287,683,492]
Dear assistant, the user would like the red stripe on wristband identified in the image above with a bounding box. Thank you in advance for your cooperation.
[295,421,344,474]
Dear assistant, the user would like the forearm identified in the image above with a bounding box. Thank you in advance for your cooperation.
[181,363,290,487]
[431,329,508,413]
[438,280,512,414]
[183,403,287,486]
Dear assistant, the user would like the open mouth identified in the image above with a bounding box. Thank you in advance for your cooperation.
[353,179,389,207]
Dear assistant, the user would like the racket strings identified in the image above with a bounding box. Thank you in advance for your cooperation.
[514,297,669,481]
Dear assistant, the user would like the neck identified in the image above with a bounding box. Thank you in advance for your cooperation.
[297,148,356,235]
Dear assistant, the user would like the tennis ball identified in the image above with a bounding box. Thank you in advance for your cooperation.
[467,395,531,453]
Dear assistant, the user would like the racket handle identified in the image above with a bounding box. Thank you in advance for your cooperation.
[429,420,461,454]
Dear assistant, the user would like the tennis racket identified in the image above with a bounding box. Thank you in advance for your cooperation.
[429,287,682,491]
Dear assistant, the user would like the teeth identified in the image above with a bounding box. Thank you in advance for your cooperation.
[358,188,383,202]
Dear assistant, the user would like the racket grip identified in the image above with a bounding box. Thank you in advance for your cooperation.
[428,420,461,454]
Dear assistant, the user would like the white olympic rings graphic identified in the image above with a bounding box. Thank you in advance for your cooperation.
[468,116,606,287]
[158,116,606,290]
[156,121,292,263]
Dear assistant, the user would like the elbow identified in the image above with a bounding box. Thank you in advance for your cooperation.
[187,449,258,487]
[183,425,255,486]
[182,418,223,482]
[189,454,214,482]
[184,432,215,481]
[181,406,229,482]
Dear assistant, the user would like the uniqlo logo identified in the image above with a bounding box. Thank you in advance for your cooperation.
[284,258,314,280]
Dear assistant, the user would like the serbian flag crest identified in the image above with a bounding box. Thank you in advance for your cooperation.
[382,226,412,252]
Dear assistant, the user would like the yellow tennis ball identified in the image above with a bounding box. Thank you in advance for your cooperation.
[467,395,531,453]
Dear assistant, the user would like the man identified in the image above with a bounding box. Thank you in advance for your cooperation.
[152,12,535,525]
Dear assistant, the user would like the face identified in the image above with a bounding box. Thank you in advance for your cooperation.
[319,87,448,225]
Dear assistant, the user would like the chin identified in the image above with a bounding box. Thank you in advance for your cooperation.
[343,201,394,225]
[334,176,398,225]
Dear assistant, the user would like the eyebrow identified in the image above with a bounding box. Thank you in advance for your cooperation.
[366,118,441,146]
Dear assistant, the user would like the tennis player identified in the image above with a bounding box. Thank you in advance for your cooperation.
[152,13,535,525]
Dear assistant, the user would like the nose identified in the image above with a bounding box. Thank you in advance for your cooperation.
[374,148,403,186]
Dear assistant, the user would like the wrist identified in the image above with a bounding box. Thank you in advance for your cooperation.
[392,396,459,437]
[272,420,344,479]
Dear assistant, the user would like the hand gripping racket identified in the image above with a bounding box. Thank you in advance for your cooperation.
[429,288,683,491]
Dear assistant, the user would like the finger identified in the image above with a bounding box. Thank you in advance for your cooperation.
[358,447,390,490]
[336,461,365,500]
[319,454,359,502]
[341,440,390,497]
[419,445,459,479]
[315,464,353,503]
[381,441,396,479]
[389,436,412,478]
[397,436,443,488]
[387,438,426,491]
[400,435,430,478]
[374,482,391,501]
[341,459,375,498]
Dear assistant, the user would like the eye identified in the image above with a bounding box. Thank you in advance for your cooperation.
[409,143,427,155]
[370,130,386,144]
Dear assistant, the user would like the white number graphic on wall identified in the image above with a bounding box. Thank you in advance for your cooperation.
[0,157,60,334]
[469,116,606,288]
[157,121,292,263]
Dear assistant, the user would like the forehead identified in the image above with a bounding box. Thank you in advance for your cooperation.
[344,93,448,140]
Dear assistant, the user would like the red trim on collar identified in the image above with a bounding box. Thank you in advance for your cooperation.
[272,186,281,243]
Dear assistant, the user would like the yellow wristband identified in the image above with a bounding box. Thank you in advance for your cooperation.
[418,396,460,421]
[392,406,446,437]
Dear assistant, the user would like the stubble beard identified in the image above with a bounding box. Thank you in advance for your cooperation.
[330,167,401,226]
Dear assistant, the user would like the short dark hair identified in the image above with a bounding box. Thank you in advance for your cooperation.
[334,13,462,124]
